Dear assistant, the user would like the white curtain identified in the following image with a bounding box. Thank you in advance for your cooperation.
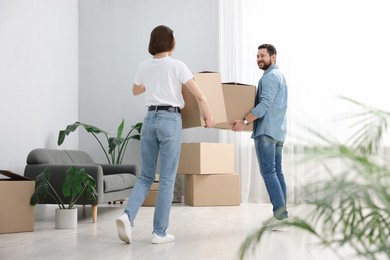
[218,0,390,203]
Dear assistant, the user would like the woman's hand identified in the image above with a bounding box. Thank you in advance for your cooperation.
[204,117,215,128]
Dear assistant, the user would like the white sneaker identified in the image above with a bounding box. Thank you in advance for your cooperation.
[151,233,175,244]
[116,214,132,244]
[262,217,288,230]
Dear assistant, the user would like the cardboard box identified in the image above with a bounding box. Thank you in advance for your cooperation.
[142,190,158,206]
[184,174,240,206]
[0,170,35,233]
[150,182,159,191]
[142,178,183,206]
[182,72,227,128]
[181,72,256,130]
[215,82,256,131]
[142,182,159,207]
[178,143,235,174]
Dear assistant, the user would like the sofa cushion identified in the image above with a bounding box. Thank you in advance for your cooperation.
[63,150,95,164]
[26,148,95,165]
[103,173,137,192]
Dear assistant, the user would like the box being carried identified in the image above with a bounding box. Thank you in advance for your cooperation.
[181,72,256,131]
[178,143,235,175]
[0,170,35,233]
[216,82,256,131]
[181,72,227,128]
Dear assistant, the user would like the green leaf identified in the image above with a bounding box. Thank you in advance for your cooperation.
[239,97,390,259]
[62,167,84,198]
[128,134,141,141]
[30,168,65,208]
[108,137,124,154]
[82,123,108,134]
[58,120,142,164]
[62,166,97,209]
[30,182,49,205]
[57,122,109,146]
[57,130,67,146]
[133,122,143,133]
[57,122,81,145]
[117,119,125,139]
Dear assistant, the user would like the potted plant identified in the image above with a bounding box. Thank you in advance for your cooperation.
[30,166,97,229]
[239,97,390,260]
[57,119,142,164]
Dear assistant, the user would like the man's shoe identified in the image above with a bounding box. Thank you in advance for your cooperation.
[116,214,132,244]
[151,233,175,244]
[262,217,288,230]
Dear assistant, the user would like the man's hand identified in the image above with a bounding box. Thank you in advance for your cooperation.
[231,120,246,132]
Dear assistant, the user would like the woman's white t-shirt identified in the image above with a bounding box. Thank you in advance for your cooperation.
[134,56,193,109]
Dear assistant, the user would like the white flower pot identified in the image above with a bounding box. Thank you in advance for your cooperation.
[55,208,77,229]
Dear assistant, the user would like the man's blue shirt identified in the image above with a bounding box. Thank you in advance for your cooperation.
[251,64,288,142]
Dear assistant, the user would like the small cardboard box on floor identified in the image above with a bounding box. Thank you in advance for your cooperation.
[177,143,235,174]
[0,170,35,233]
[142,176,159,207]
[181,71,256,131]
[184,174,240,206]
[142,182,159,206]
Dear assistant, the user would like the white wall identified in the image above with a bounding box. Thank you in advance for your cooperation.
[0,0,79,174]
[0,0,220,174]
[78,0,220,171]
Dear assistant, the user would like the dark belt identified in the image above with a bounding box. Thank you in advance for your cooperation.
[148,105,181,113]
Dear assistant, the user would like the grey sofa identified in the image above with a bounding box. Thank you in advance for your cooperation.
[24,148,138,223]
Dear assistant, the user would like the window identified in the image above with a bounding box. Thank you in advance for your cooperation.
[219,0,390,202]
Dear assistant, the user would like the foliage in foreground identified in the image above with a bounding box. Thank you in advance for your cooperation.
[239,97,390,260]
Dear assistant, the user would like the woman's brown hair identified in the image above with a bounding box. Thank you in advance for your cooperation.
[148,25,175,56]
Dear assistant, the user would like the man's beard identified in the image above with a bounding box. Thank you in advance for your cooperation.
[258,61,271,71]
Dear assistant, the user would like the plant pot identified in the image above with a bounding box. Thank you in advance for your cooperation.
[55,208,77,229]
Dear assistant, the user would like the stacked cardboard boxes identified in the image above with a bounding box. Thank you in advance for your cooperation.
[178,143,240,206]
[178,71,256,206]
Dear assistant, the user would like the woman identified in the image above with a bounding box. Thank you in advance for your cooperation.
[116,25,215,244]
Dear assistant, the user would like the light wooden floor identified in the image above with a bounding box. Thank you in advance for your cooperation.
[0,202,371,260]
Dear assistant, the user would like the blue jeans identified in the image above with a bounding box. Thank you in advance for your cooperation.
[254,135,288,219]
[124,110,182,236]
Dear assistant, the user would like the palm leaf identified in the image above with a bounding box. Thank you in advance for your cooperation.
[58,120,142,164]
[239,97,390,259]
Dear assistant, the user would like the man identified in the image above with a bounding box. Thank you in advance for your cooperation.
[232,43,288,224]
